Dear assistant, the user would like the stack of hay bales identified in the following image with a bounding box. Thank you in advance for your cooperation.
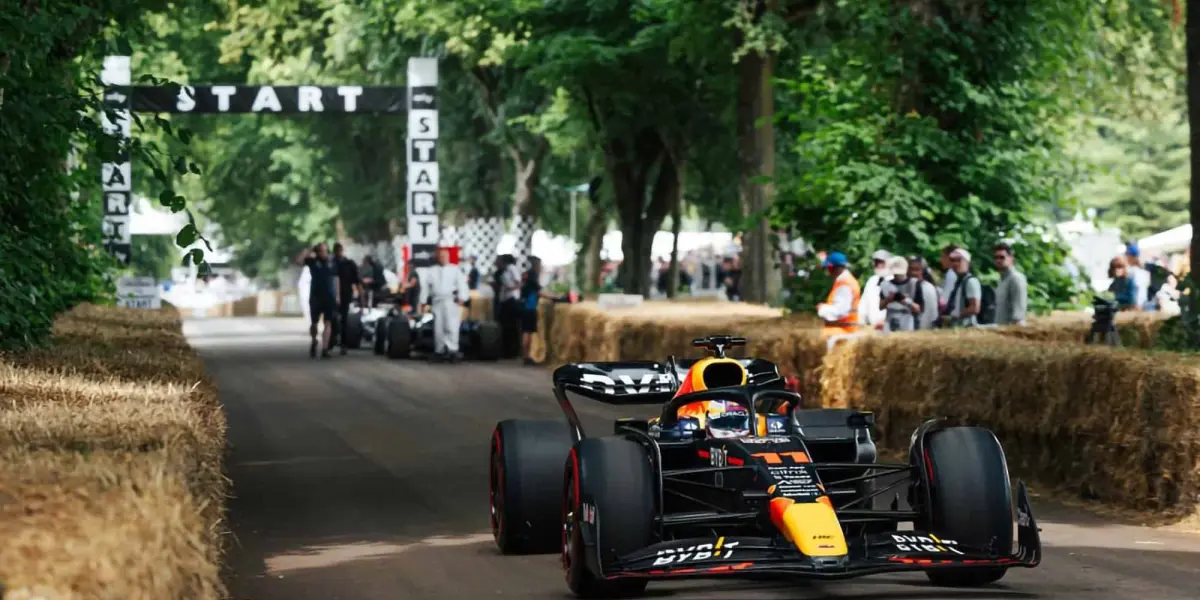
[0,304,224,599]
[537,301,1200,516]
[821,332,1200,513]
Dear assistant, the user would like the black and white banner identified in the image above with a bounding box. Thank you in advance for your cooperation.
[406,58,439,268]
[131,85,407,114]
[101,56,133,265]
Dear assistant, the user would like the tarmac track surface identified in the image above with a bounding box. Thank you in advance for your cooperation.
[185,317,1200,600]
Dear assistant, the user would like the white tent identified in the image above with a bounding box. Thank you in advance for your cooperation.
[1138,224,1191,257]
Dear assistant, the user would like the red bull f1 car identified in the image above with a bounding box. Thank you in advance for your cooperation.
[488,335,1041,597]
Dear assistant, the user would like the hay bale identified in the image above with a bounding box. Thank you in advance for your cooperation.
[0,449,221,600]
[0,304,226,598]
[820,332,1200,513]
[990,312,1168,349]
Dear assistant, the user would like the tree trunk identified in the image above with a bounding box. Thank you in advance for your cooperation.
[667,165,685,299]
[736,43,780,305]
[583,181,608,294]
[508,142,548,270]
[1188,0,1200,323]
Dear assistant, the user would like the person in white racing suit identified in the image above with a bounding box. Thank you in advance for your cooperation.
[420,247,469,361]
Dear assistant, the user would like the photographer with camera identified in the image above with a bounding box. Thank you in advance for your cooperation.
[879,256,936,332]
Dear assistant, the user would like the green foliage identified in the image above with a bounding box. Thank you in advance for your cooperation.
[773,0,1092,314]
[130,235,180,280]
[1069,114,1190,239]
[0,1,207,348]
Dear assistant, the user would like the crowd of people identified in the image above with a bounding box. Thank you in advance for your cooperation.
[296,242,560,364]
[813,243,1029,338]
[1106,242,1183,314]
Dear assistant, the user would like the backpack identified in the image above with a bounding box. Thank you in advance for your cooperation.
[949,273,997,325]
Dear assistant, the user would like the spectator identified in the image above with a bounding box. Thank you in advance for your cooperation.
[466,256,481,290]
[497,254,523,358]
[519,257,557,365]
[1124,243,1151,309]
[655,259,670,296]
[859,250,892,329]
[879,256,921,332]
[945,248,981,328]
[332,243,363,355]
[1108,257,1138,310]
[360,255,386,307]
[722,257,742,301]
[907,255,940,330]
[816,251,861,339]
[992,243,1028,326]
[937,244,961,316]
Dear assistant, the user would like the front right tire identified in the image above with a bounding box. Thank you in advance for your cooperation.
[917,426,1014,587]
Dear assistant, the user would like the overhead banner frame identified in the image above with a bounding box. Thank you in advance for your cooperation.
[100,55,431,268]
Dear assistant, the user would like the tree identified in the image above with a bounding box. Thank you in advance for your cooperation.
[773,1,1092,312]
[1070,115,1190,239]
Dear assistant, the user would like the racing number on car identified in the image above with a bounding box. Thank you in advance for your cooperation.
[752,451,810,464]
[710,447,727,467]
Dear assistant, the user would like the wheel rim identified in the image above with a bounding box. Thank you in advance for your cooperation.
[562,465,577,574]
[489,437,504,542]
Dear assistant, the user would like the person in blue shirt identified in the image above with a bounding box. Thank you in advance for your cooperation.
[296,243,339,358]
[519,257,557,365]
[1108,256,1139,310]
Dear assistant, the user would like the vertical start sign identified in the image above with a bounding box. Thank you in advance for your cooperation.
[406,58,439,269]
[101,56,133,265]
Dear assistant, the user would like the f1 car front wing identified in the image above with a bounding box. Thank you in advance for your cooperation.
[601,482,1042,581]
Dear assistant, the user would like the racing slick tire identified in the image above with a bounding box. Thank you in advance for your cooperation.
[386,317,412,359]
[918,426,1013,588]
[474,321,503,361]
[343,312,364,349]
[490,419,573,555]
[563,437,654,598]
[373,317,390,355]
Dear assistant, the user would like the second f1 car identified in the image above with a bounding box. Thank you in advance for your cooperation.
[488,335,1041,597]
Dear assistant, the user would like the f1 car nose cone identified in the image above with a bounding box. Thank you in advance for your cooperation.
[768,497,849,558]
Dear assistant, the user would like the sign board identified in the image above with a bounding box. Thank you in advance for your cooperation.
[100,56,133,265]
[131,85,407,114]
[597,294,645,311]
[116,276,162,309]
[406,58,439,267]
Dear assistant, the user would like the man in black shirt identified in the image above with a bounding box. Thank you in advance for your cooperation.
[297,242,339,359]
[333,243,362,355]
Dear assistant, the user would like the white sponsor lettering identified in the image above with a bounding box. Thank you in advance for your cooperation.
[211,85,237,111]
[251,86,283,112]
[337,85,363,111]
[298,86,324,112]
[176,85,196,112]
[652,539,738,566]
[891,533,964,555]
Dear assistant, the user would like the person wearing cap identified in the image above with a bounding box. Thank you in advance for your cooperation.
[879,256,931,332]
[816,252,861,338]
[1124,243,1150,309]
[944,248,981,327]
[858,250,892,329]
[420,247,469,362]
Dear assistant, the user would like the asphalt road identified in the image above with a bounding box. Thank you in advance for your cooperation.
[185,316,1200,600]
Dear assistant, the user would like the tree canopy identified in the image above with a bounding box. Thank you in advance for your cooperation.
[0,0,1192,347]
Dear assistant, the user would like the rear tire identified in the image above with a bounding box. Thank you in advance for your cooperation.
[918,426,1013,587]
[490,420,573,554]
[373,317,390,355]
[475,321,503,361]
[387,317,411,359]
[563,438,653,598]
[344,312,363,349]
